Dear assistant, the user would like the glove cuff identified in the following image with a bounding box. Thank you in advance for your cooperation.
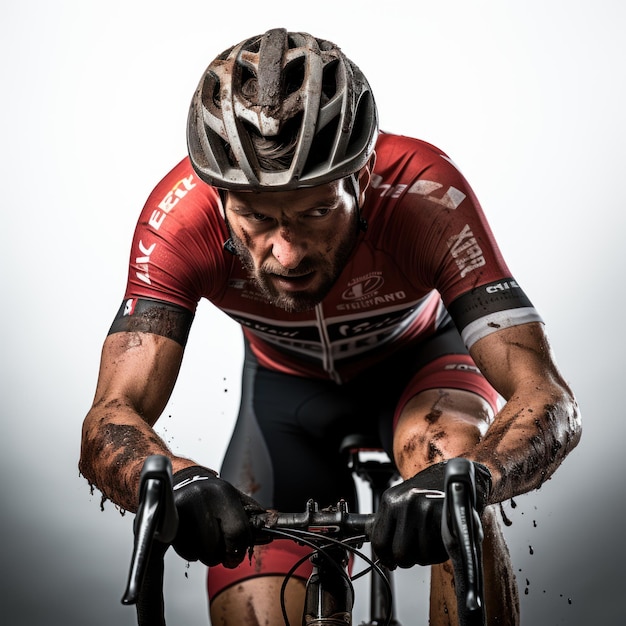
[172,465,218,490]
[471,461,492,511]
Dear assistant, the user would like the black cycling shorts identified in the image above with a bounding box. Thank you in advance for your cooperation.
[207,322,499,599]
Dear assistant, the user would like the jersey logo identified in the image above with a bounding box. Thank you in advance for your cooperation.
[444,362,481,375]
[149,175,197,231]
[123,298,137,316]
[370,174,466,209]
[135,240,157,285]
[485,280,520,294]
[447,224,486,278]
[407,180,466,209]
[341,273,385,300]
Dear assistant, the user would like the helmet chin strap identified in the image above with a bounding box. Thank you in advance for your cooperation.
[349,173,368,232]
[216,189,238,256]
[223,237,238,256]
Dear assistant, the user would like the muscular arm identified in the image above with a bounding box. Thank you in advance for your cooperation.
[79,331,197,512]
[468,322,582,503]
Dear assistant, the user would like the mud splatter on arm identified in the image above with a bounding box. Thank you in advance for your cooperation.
[79,400,177,512]
[468,322,581,503]
[79,329,196,512]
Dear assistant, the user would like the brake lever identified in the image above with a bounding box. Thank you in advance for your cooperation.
[122,455,179,605]
[442,458,486,625]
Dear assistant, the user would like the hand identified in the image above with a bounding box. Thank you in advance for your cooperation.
[172,466,263,568]
[371,459,491,569]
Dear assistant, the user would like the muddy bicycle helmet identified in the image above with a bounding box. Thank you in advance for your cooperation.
[187,28,378,191]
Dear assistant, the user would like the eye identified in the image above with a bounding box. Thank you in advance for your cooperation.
[307,207,332,218]
[239,212,271,223]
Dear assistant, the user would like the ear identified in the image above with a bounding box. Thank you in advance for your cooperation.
[356,152,377,207]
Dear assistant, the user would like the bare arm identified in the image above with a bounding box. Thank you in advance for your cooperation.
[468,322,582,503]
[79,331,198,512]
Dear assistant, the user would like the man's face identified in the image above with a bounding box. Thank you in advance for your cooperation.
[224,178,360,312]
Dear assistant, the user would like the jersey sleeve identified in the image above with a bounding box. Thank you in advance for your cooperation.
[122,157,231,311]
[382,139,543,348]
[108,158,232,343]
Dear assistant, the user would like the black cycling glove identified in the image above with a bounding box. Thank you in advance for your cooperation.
[172,466,263,568]
[371,459,491,569]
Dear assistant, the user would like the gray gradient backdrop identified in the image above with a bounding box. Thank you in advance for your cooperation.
[2,1,624,623]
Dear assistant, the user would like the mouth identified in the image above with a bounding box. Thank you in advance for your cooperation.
[268,271,316,292]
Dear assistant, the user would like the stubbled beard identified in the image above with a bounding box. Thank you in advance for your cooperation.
[226,222,359,313]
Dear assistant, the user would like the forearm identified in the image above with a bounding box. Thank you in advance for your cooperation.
[79,399,195,512]
[472,384,581,503]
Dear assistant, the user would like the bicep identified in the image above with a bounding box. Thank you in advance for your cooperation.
[93,331,184,425]
[469,322,570,401]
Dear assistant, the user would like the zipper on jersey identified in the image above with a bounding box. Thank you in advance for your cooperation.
[315,304,342,384]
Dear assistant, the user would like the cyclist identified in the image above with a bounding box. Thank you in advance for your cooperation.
[79,28,581,625]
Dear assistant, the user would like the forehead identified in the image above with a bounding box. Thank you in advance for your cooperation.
[225,178,350,213]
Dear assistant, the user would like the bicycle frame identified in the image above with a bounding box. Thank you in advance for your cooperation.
[248,498,390,625]
[305,544,354,625]
[122,455,486,626]
[341,435,401,625]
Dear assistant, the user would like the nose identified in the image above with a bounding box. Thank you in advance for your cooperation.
[271,230,307,270]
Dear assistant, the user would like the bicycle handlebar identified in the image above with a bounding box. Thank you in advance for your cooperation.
[250,498,375,539]
[442,458,486,625]
[122,455,486,625]
[121,456,178,609]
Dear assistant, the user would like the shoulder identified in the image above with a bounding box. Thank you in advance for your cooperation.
[142,157,222,226]
[125,158,231,309]
[373,131,446,168]
[135,157,227,255]
[371,132,470,209]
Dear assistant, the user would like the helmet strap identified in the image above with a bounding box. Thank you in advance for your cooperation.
[349,173,368,232]
[216,189,239,255]
[223,237,238,256]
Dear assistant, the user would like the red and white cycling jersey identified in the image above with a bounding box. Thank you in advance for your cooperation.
[117,132,541,383]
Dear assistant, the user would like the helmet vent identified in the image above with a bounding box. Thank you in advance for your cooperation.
[240,66,258,102]
[216,47,233,61]
[321,60,339,103]
[302,116,339,174]
[246,114,302,171]
[284,57,305,96]
[245,36,262,54]
[201,73,222,113]
[211,78,221,109]
[347,92,374,157]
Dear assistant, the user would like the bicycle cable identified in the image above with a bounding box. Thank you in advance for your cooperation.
[258,527,393,626]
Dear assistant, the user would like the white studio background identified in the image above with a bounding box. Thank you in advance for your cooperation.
[1,1,624,623]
